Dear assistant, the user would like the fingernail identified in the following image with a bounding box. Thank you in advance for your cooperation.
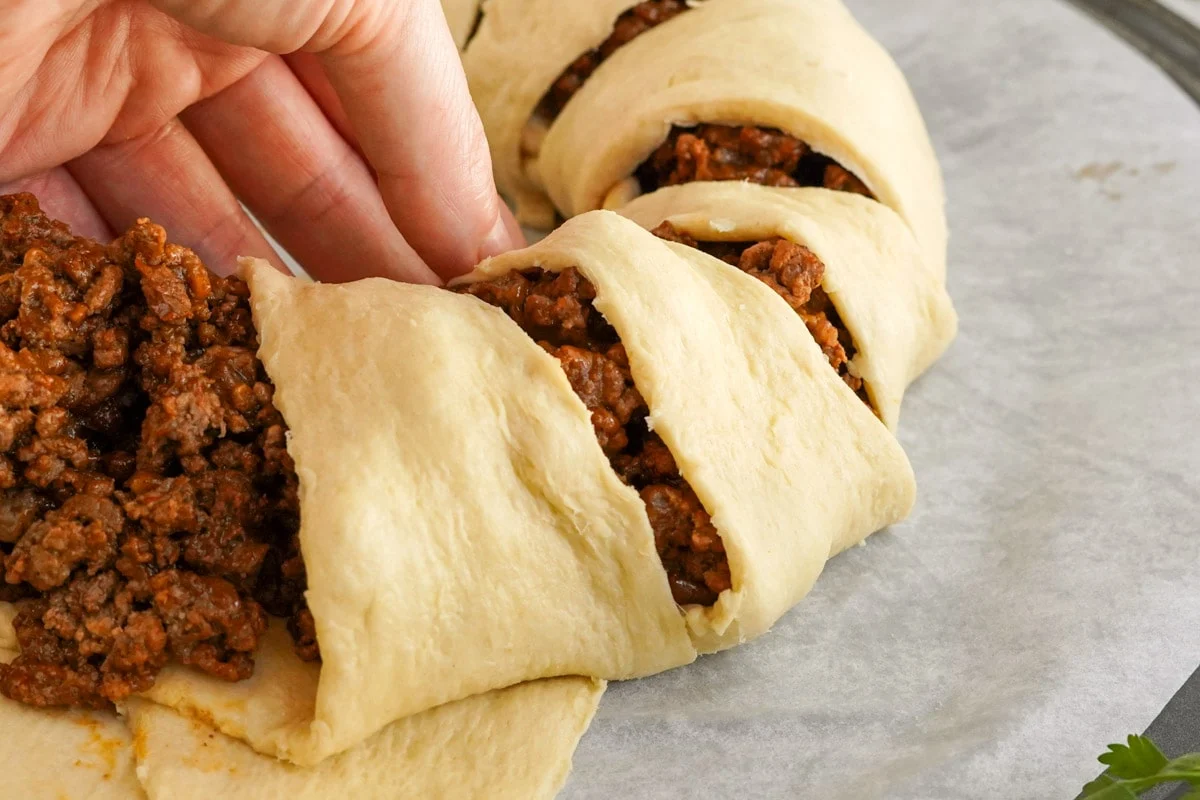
[475,203,524,264]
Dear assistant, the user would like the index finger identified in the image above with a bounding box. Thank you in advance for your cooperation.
[313,0,523,277]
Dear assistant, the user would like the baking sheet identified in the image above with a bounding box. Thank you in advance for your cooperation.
[558,1,1200,797]
[1161,0,1200,26]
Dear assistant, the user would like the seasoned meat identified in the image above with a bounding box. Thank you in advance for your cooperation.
[641,483,729,606]
[547,343,645,455]
[638,124,875,198]
[0,193,314,710]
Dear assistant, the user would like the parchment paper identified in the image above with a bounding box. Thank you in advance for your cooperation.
[556,1,1200,797]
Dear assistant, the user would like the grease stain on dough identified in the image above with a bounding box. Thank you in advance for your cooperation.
[72,714,125,776]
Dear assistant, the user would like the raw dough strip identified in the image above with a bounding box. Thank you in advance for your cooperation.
[457,211,917,652]
[621,183,958,431]
[126,676,603,800]
[465,0,947,277]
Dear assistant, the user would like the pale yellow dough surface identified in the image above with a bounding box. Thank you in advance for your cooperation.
[465,0,640,226]
[465,0,947,277]
[150,260,690,766]
[441,0,480,49]
[619,183,958,430]
[130,623,603,800]
[458,211,916,651]
[0,693,143,800]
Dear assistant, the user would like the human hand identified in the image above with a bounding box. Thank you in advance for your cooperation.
[0,0,521,283]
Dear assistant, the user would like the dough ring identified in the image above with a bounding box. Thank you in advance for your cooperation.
[0,0,955,796]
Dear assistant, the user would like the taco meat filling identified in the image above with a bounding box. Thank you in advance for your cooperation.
[458,268,731,607]
[637,124,874,197]
[0,194,315,710]
[652,221,871,406]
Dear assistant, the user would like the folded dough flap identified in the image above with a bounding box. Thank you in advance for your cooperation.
[619,183,959,431]
[0,603,145,800]
[505,0,946,278]
[459,211,916,654]
[168,260,689,765]
[130,620,604,800]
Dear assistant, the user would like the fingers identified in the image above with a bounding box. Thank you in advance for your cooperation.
[0,167,112,242]
[66,119,284,276]
[140,0,522,277]
[283,53,361,157]
[313,0,523,277]
[181,56,439,285]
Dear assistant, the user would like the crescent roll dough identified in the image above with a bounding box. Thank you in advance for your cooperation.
[441,0,480,49]
[126,675,601,800]
[0,645,143,800]
[456,210,916,651]
[465,0,947,277]
[0,0,954,793]
[619,183,958,430]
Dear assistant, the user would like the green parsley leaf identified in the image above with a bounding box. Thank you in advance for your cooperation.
[1080,774,1127,798]
[1080,739,1200,799]
[1098,736,1169,779]
[1080,783,1140,800]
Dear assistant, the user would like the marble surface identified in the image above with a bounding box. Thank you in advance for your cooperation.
[558,1,1200,798]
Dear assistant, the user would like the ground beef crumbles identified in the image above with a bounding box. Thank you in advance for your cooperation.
[652,221,872,406]
[637,124,875,198]
[458,268,731,607]
[0,193,313,710]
